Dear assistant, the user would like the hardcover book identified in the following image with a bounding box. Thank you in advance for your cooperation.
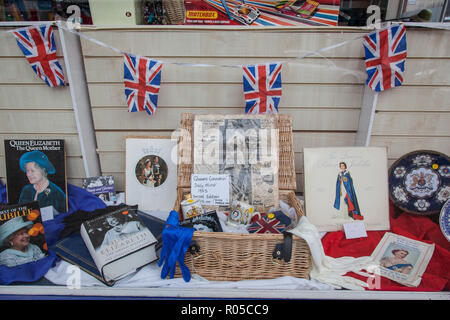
[3,139,68,214]
[0,201,48,267]
[82,175,117,205]
[80,207,159,284]
[51,211,166,286]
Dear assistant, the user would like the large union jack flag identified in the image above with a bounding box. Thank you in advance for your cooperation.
[12,24,65,87]
[363,24,407,92]
[123,53,162,116]
[242,62,282,114]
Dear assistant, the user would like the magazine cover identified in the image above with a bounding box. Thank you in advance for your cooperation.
[0,201,48,267]
[82,175,117,204]
[370,232,435,287]
[3,139,68,214]
[303,147,390,232]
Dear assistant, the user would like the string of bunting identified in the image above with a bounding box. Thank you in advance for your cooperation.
[4,20,414,116]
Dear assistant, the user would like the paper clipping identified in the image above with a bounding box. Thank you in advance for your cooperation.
[193,114,279,212]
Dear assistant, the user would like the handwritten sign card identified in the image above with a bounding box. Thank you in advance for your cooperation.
[191,174,230,206]
[343,221,368,239]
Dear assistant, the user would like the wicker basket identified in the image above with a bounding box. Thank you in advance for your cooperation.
[172,113,311,281]
[162,0,186,25]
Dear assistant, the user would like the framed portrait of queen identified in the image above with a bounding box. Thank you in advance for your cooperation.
[303,147,390,232]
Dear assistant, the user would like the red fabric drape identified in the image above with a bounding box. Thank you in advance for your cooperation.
[321,201,450,291]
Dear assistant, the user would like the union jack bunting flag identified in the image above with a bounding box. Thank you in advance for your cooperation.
[247,211,291,234]
[363,24,407,92]
[242,62,282,114]
[12,24,65,87]
[123,53,162,116]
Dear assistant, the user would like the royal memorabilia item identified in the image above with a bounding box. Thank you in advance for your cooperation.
[82,175,117,204]
[4,139,68,214]
[80,207,158,284]
[0,201,47,267]
[227,200,261,227]
[370,232,435,287]
[180,193,203,220]
[51,210,165,286]
[125,136,178,216]
[190,174,230,207]
[363,24,407,92]
[247,210,291,234]
[303,147,390,232]
[181,210,223,233]
[242,62,282,114]
[388,150,450,216]
[440,200,450,242]
[123,53,162,116]
[174,114,310,282]
[11,24,65,87]
[193,114,279,212]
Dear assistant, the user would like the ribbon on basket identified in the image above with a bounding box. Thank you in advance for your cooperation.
[158,210,195,282]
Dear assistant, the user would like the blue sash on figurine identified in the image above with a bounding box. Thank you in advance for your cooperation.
[0,183,106,285]
[158,211,195,282]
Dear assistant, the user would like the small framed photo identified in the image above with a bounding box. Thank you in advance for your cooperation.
[370,232,435,287]
[125,136,178,219]
[303,147,390,232]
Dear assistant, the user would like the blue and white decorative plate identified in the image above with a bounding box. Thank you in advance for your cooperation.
[440,200,450,242]
[389,150,450,215]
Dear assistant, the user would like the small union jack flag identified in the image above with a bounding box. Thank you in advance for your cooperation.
[12,24,65,87]
[242,62,282,114]
[123,53,162,116]
[247,211,291,234]
[363,24,407,92]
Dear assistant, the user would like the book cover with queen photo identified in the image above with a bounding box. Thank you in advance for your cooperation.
[4,139,67,214]
[0,201,47,268]
[80,208,158,282]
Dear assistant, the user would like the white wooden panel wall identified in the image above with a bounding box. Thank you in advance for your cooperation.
[80,27,450,193]
[369,28,450,166]
[0,27,84,188]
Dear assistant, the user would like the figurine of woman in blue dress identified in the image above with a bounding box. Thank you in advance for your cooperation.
[333,162,364,220]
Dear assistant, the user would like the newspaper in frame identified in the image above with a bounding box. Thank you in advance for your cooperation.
[369,232,435,287]
[193,114,279,212]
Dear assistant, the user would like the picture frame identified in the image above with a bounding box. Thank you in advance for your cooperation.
[125,136,178,219]
[303,146,390,232]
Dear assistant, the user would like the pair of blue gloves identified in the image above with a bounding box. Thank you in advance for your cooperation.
[158,210,195,282]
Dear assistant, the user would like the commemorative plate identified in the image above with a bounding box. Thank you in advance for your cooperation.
[440,200,450,241]
[388,150,450,215]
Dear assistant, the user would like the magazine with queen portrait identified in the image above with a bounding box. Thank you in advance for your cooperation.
[0,201,47,268]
